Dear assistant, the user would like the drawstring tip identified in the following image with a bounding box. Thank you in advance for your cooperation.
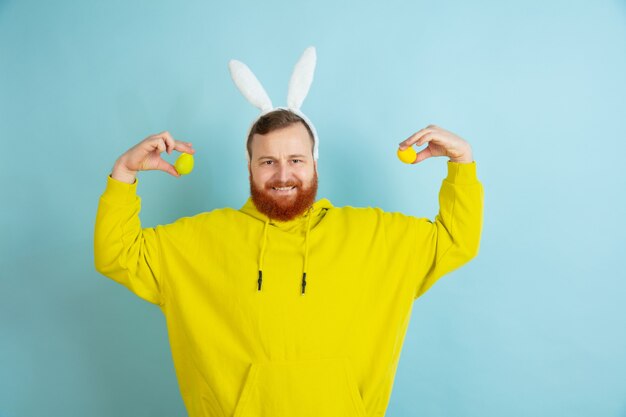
[301,272,307,295]
[257,271,308,294]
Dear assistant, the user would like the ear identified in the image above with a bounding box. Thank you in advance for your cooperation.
[228,59,273,112]
[287,46,317,110]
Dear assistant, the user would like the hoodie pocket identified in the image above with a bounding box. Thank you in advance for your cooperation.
[233,357,367,417]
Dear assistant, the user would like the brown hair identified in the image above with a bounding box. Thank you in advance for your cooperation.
[247,109,315,161]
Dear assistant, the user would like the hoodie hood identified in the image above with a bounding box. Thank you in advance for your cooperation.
[239,197,333,295]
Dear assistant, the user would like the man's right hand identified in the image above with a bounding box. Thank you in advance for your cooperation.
[111,131,196,184]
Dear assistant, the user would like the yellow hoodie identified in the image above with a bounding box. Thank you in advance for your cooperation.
[94,161,483,417]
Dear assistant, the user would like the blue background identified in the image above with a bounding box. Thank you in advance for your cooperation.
[1,0,625,416]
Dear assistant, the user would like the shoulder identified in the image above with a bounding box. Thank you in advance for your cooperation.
[327,204,415,225]
[327,204,377,217]
[195,207,241,220]
[324,205,420,243]
[330,204,407,216]
[156,206,241,232]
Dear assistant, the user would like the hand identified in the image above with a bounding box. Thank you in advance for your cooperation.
[398,124,473,164]
[111,131,196,183]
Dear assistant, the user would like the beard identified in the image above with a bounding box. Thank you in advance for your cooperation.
[249,171,318,222]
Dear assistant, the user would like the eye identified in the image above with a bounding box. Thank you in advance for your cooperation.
[292,159,303,163]
[263,160,273,165]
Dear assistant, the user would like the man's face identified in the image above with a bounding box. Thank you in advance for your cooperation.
[248,122,318,222]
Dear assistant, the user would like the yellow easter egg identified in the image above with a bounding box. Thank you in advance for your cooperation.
[397,146,417,164]
[175,153,194,175]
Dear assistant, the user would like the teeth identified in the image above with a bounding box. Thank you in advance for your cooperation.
[273,186,295,191]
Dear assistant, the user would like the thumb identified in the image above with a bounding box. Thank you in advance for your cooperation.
[155,158,181,177]
[413,147,432,164]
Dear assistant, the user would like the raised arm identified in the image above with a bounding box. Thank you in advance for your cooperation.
[397,125,483,299]
[93,132,195,305]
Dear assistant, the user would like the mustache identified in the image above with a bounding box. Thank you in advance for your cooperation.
[266,180,301,188]
[249,172,319,222]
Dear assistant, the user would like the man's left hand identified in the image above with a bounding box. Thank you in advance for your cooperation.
[398,124,473,164]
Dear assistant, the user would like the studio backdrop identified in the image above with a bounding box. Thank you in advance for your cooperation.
[1,0,625,416]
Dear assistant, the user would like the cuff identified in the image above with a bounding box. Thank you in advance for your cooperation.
[445,161,478,185]
[102,175,139,204]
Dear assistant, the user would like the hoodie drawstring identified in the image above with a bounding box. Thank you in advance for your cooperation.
[257,218,269,291]
[257,207,314,295]
[301,208,313,295]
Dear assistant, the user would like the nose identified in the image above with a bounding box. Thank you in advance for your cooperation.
[277,162,291,183]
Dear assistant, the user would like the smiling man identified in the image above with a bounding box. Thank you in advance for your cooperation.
[94,48,483,417]
[248,113,319,222]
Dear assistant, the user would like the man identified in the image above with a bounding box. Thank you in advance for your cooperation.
[94,49,483,417]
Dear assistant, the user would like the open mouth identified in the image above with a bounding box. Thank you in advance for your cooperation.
[271,186,296,194]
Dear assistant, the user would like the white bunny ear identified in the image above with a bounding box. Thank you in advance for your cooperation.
[287,46,317,110]
[228,59,273,112]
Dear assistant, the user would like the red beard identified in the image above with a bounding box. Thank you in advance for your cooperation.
[249,171,318,222]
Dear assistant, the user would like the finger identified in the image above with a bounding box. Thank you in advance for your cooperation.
[415,131,438,147]
[152,137,167,154]
[155,131,177,155]
[155,157,180,177]
[413,146,433,164]
[160,133,195,155]
[173,141,195,155]
[398,124,442,150]
[398,128,434,150]
[150,131,175,154]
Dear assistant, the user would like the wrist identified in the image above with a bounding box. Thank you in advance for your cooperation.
[449,147,473,163]
[111,160,137,184]
[449,156,474,163]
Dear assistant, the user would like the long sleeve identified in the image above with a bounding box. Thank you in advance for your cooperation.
[412,161,484,299]
[93,175,165,306]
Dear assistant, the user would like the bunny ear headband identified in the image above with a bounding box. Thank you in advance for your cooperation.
[228,46,319,162]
